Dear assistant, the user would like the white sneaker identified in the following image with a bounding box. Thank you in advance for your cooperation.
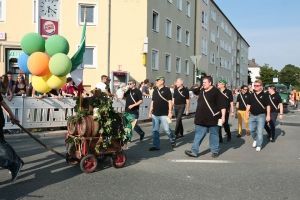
[252,141,257,148]
[256,147,261,151]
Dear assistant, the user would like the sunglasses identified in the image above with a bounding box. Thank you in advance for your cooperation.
[254,85,261,87]
[128,83,133,85]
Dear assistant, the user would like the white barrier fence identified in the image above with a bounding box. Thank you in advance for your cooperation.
[3,97,198,130]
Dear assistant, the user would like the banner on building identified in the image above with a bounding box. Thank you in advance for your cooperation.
[40,18,59,39]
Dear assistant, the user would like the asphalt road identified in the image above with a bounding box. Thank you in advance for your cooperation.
[1,111,300,200]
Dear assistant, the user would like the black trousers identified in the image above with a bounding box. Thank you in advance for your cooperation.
[219,111,231,140]
[264,112,278,140]
[174,105,185,136]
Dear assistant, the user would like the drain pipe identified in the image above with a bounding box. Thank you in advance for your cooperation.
[107,0,111,75]
[193,0,197,85]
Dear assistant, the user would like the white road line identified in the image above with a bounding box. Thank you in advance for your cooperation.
[170,159,234,163]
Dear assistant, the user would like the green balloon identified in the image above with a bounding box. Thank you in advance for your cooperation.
[49,53,72,77]
[45,35,70,57]
[21,33,45,55]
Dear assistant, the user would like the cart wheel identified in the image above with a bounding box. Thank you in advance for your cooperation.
[111,152,127,168]
[97,155,107,162]
[80,154,98,173]
[66,153,79,166]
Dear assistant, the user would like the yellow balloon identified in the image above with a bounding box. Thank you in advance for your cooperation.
[47,74,66,89]
[32,75,51,93]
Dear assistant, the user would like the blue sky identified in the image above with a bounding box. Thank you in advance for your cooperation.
[214,0,300,71]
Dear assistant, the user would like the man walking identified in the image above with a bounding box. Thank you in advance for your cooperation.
[172,78,190,139]
[265,84,283,142]
[123,79,145,141]
[0,94,24,182]
[148,76,176,151]
[236,85,250,137]
[217,79,234,142]
[246,80,270,152]
[185,76,226,158]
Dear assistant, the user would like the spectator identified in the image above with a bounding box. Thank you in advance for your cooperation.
[62,77,77,97]
[48,89,62,99]
[6,71,15,91]
[116,82,126,98]
[95,75,116,99]
[106,77,112,94]
[138,81,144,92]
[141,79,150,97]
[12,74,28,96]
[149,82,154,97]
[1,75,13,101]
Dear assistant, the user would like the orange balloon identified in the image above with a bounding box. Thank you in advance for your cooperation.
[27,52,50,76]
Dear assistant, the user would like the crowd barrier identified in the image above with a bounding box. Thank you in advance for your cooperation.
[3,96,198,130]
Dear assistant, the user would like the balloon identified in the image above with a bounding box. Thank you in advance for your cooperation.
[32,75,51,93]
[49,53,72,76]
[17,53,31,74]
[45,35,70,57]
[21,33,45,55]
[47,74,66,89]
[27,52,50,76]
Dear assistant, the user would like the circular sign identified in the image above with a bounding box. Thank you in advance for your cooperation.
[43,21,56,35]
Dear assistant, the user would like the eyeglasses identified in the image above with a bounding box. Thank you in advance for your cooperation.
[254,85,261,87]
[243,88,248,90]
[128,83,133,85]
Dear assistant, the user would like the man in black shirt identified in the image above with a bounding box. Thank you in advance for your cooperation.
[0,95,23,182]
[264,84,283,142]
[236,85,250,137]
[123,79,145,141]
[246,80,270,152]
[217,79,234,142]
[148,76,176,151]
[172,78,190,139]
[185,76,226,158]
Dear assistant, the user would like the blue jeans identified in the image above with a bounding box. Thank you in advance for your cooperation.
[0,128,21,169]
[190,125,220,155]
[152,114,175,149]
[131,114,145,136]
[249,114,266,147]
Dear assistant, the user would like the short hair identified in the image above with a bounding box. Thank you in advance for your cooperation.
[149,82,154,87]
[128,79,136,85]
[6,71,13,75]
[248,82,252,86]
[101,75,107,80]
[241,85,248,89]
[177,78,184,83]
[67,77,73,83]
[254,79,263,85]
[268,84,276,91]
[202,76,213,85]
[119,82,126,88]
[144,79,149,84]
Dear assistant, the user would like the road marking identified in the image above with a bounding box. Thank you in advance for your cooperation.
[170,159,234,163]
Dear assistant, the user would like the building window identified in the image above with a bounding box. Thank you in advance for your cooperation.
[220,57,222,67]
[210,52,215,65]
[78,3,98,25]
[225,23,228,34]
[229,28,232,37]
[185,30,190,46]
[221,18,224,30]
[151,49,159,70]
[0,0,6,22]
[210,30,215,43]
[176,57,181,73]
[217,26,219,38]
[167,0,172,3]
[177,0,182,11]
[82,46,97,69]
[176,25,182,42]
[201,11,207,29]
[210,8,216,21]
[33,0,36,23]
[203,0,208,4]
[166,19,172,38]
[152,11,159,32]
[186,1,191,17]
[185,60,189,75]
[217,45,219,58]
[201,37,207,55]
[165,54,171,72]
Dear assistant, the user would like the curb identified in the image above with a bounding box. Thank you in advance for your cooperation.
[5,114,196,140]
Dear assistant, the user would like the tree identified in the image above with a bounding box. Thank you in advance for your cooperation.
[256,64,277,85]
[278,64,300,88]
[248,70,252,84]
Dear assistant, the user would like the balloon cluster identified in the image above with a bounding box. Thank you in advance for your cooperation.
[18,33,72,93]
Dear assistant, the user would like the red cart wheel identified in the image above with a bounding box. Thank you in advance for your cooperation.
[80,154,98,173]
[66,153,79,166]
[111,152,127,168]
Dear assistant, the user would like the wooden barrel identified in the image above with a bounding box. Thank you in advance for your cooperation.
[76,116,100,137]
[88,115,100,137]
[67,120,78,135]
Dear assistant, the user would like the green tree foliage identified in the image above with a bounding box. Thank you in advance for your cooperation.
[278,64,300,89]
[256,64,277,85]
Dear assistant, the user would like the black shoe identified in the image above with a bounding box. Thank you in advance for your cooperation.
[184,150,197,157]
[175,134,179,139]
[267,133,271,138]
[149,147,160,151]
[227,133,231,142]
[9,162,23,183]
[179,135,184,138]
[211,153,219,158]
[237,134,242,138]
[219,139,223,143]
[270,138,275,143]
[140,133,145,141]
[171,141,176,148]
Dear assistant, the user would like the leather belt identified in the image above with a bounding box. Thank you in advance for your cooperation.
[174,104,185,106]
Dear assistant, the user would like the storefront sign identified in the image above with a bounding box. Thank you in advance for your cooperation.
[0,32,6,40]
[6,49,24,74]
[40,18,59,39]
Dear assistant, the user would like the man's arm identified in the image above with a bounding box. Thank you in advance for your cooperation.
[221,108,226,123]
[266,105,270,122]
[185,99,190,115]
[148,101,153,118]
[230,101,234,117]
[128,100,143,109]
[278,103,283,120]
[246,104,251,119]
[168,100,173,119]
[1,100,20,124]
[236,102,239,110]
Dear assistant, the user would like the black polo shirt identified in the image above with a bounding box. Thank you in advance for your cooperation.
[152,86,172,116]
[173,87,189,105]
[220,88,233,110]
[124,88,143,115]
[193,88,200,96]
[0,95,5,128]
[247,91,270,115]
[237,93,249,111]
[268,92,282,113]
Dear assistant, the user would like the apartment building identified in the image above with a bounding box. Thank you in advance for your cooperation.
[196,0,250,88]
[0,0,196,92]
